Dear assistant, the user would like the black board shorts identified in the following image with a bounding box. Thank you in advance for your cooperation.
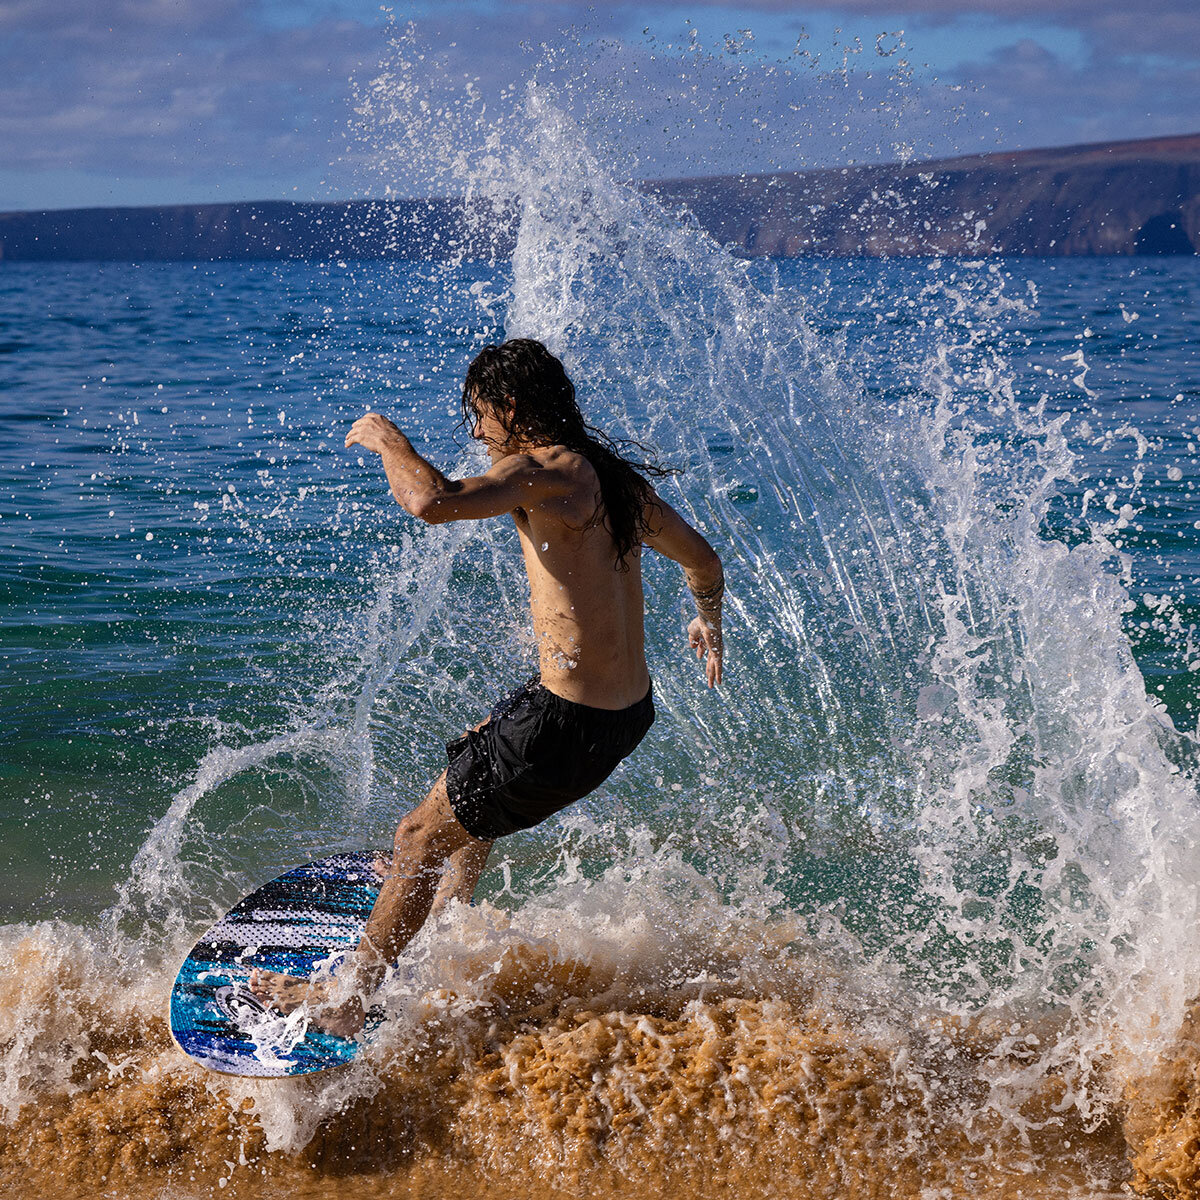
[444,677,655,841]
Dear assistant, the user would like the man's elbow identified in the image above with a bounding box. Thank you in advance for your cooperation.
[395,489,447,524]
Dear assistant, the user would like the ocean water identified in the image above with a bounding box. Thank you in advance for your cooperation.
[4,67,1200,1200]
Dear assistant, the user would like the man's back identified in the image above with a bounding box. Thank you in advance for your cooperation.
[512,446,649,710]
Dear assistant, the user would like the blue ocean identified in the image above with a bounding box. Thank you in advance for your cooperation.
[2,78,1200,1199]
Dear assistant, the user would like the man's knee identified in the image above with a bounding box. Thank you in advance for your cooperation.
[393,781,467,858]
[394,808,441,855]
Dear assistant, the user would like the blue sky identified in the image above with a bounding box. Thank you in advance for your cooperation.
[1,0,1196,210]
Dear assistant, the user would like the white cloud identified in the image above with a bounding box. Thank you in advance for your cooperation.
[0,1,1195,209]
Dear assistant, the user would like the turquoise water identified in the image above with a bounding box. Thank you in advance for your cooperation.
[1,256,1197,933]
[1,260,504,918]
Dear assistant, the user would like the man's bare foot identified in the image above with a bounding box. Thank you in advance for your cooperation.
[248,968,366,1039]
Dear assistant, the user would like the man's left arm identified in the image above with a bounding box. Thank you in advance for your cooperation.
[345,412,568,523]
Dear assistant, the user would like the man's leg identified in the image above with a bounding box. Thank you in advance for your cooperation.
[427,714,494,913]
[249,771,485,1031]
[358,772,485,963]
[374,840,491,910]
[431,838,493,915]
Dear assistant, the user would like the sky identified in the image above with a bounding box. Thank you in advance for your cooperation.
[0,0,1197,211]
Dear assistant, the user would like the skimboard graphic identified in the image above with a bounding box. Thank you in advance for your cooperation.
[169,852,383,1076]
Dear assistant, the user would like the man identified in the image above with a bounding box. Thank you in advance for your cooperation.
[251,338,724,1034]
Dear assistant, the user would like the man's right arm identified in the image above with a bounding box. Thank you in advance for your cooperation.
[346,412,574,524]
[642,490,724,687]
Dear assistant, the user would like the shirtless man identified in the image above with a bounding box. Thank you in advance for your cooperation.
[251,338,724,1033]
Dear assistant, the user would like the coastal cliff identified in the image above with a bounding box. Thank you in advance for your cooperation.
[0,197,502,263]
[649,132,1200,256]
[1,131,1196,261]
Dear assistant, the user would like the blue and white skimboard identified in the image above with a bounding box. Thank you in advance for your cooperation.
[169,852,383,1077]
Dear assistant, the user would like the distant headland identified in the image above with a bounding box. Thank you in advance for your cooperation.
[1,131,1197,261]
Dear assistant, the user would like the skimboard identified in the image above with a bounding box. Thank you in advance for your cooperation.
[169,852,383,1077]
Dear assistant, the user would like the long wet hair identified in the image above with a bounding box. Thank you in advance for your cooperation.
[461,339,676,569]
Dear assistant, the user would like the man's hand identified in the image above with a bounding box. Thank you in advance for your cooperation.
[687,616,723,688]
[345,412,409,457]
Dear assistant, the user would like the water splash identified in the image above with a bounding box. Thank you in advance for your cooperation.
[353,30,1200,1132]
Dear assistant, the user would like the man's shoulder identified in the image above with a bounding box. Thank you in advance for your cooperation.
[530,445,597,486]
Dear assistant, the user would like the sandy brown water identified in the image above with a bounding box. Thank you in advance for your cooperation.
[6,922,1192,1200]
